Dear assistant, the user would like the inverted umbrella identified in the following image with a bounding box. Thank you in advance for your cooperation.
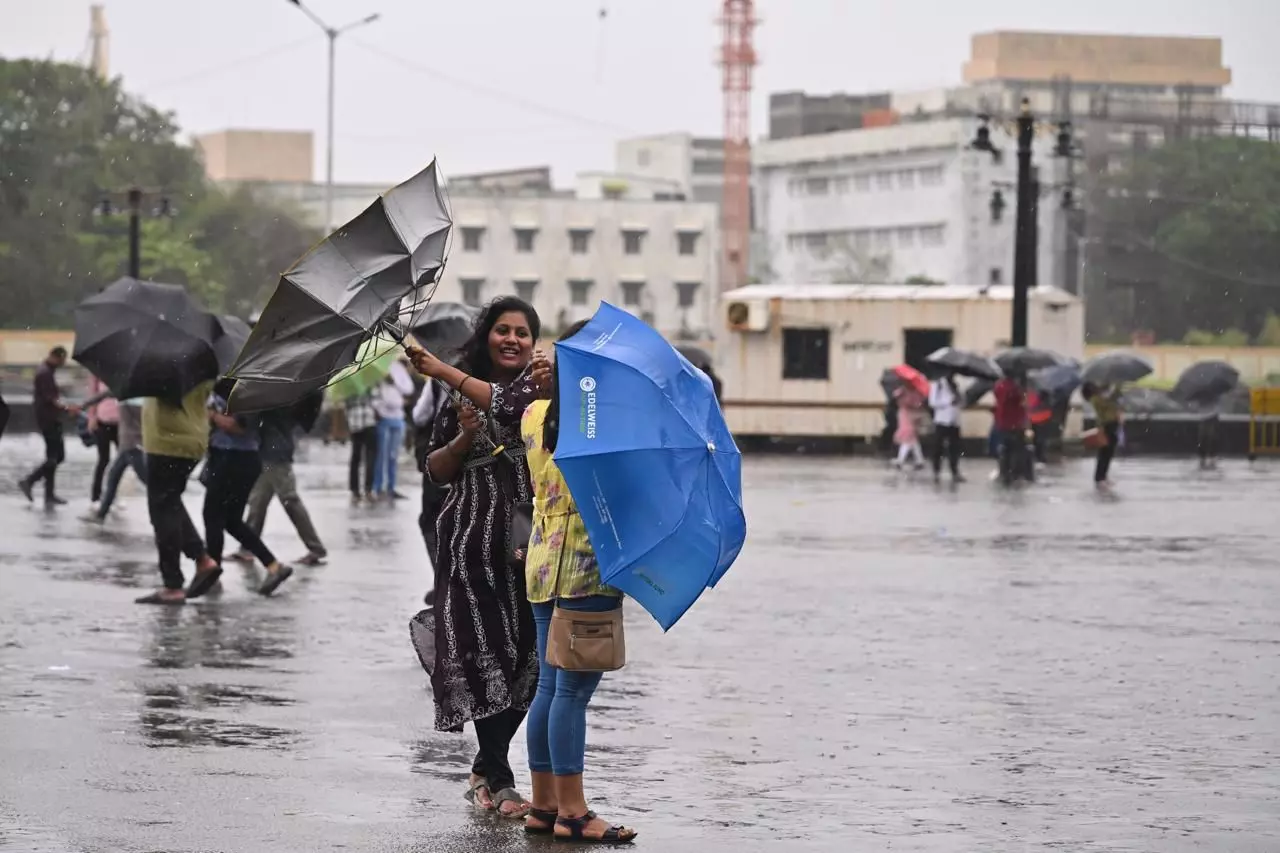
[1082,350,1153,386]
[214,315,252,374]
[926,347,1002,381]
[227,160,452,413]
[553,302,746,630]
[892,364,930,397]
[994,347,1067,375]
[1171,360,1240,406]
[410,301,480,356]
[73,277,220,400]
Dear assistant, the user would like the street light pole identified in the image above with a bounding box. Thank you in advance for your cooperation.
[285,1,380,232]
[1011,99,1035,349]
[127,187,143,280]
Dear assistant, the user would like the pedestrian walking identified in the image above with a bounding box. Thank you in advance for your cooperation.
[202,384,293,595]
[928,373,964,483]
[85,374,119,506]
[412,375,450,567]
[993,369,1030,486]
[407,296,550,820]
[1083,382,1123,489]
[892,385,926,469]
[371,362,414,501]
[135,381,221,605]
[519,322,636,844]
[19,347,79,507]
[344,391,377,503]
[1198,411,1220,469]
[88,397,147,522]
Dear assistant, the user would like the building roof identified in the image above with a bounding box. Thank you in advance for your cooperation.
[722,283,1079,305]
[753,118,969,168]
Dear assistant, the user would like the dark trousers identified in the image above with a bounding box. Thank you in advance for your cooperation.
[145,454,205,590]
[932,424,962,477]
[24,425,66,498]
[348,427,377,496]
[997,428,1028,485]
[419,476,447,566]
[91,423,119,502]
[1198,420,1218,464]
[471,706,527,793]
[202,448,276,566]
[1095,423,1120,483]
[0,395,9,441]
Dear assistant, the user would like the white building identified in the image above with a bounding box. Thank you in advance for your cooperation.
[614,133,727,206]
[753,118,1070,290]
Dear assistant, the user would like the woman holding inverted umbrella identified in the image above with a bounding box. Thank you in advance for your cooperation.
[406,296,552,820]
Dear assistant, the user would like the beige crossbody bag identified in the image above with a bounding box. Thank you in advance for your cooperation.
[545,509,625,673]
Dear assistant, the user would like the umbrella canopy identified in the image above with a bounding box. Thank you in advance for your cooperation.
[879,368,902,399]
[926,347,1002,381]
[214,315,252,374]
[410,301,480,357]
[994,347,1068,375]
[1171,360,1240,406]
[553,302,746,631]
[963,378,995,408]
[227,160,452,413]
[73,277,221,400]
[892,364,930,397]
[1082,350,1153,386]
[327,336,404,404]
[1028,363,1082,398]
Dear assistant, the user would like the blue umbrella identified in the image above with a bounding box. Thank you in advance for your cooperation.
[553,303,746,630]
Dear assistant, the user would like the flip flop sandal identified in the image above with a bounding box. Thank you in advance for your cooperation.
[464,779,495,810]
[492,788,531,820]
[524,807,558,835]
[258,565,294,597]
[295,553,327,567]
[135,591,186,606]
[555,811,637,844]
[185,567,224,600]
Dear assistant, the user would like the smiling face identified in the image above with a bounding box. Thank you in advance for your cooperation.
[487,310,534,375]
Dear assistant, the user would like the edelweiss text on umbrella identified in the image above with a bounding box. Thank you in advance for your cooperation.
[579,375,598,440]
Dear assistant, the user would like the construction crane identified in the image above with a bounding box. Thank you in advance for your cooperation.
[718,0,757,293]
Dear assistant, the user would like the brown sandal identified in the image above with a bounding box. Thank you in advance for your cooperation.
[555,811,637,844]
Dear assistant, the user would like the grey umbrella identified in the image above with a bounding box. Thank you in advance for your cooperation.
[993,347,1068,375]
[1171,360,1240,406]
[1082,350,1154,386]
[226,161,452,413]
[213,315,252,374]
[926,346,1002,380]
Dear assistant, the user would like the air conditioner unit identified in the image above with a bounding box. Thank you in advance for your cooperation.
[726,299,769,333]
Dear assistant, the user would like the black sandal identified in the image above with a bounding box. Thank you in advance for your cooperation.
[185,566,223,600]
[258,565,294,596]
[555,811,637,844]
[524,806,558,835]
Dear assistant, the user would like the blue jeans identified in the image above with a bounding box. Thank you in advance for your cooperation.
[97,447,146,518]
[372,418,405,495]
[526,596,619,776]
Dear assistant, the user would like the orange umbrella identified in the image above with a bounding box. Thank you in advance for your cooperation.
[892,364,930,397]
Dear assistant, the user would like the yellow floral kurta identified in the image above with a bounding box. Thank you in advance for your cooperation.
[521,399,620,604]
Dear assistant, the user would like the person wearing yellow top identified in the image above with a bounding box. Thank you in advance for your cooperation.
[136,380,221,605]
[1082,381,1123,489]
[520,322,635,845]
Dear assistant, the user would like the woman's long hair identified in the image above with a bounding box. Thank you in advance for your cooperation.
[454,296,541,381]
[542,320,591,454]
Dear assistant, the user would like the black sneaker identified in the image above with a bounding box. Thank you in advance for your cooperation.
[18,481,33,503]
[45,495,67,507]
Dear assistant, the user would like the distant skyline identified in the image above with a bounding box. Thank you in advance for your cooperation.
[3,1,1275,186]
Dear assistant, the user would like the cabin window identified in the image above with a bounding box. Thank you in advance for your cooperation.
[782,328,830,380]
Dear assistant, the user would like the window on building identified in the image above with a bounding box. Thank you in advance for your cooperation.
[874,229,892,249]
[919,224,945,247]
[897,227,915,247]
[834,176,850,194]
[989,267,1003,286]
[782,328,830,380]
[622,229,646,255]
[788,178,805,196]
[805,177,830,195]
[514,279,538,303]
[676,281,700,309]
[461,227,484,252]
[805,232,830,259]
[569,228,592,254]
[897,169,915,189]
[677,231,700,256]
[919,165,944,186]
[875,172,894,190]
[787,234,804,251]
[620,280,645,306]
[636,148,651,167]
[854,174,871,192]
[460,278,485,306]
[853,230,872,251]
[569,279,593,306]
[514,228,538,253]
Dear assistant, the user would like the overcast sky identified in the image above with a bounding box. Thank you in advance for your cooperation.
[4,1,1275,186]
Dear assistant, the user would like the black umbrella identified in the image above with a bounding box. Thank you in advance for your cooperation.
[227,160,453,413]
[677,345,713,372]
[410,301,480,357]
[73,277,220,400]
[214,315,252,374]
[880,368,902,399]
[993,347,1067,375]
[1171,360,1240,406]
[1082,350,1153,386]
[963,378,995,407]
[926,347,1002,381]
[1029,363,1082,398]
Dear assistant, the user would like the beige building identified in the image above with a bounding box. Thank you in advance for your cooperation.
[194,130,314,184]
[963,31,1231,96]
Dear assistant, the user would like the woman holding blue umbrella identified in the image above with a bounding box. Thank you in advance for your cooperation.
[519,321,636,844]
[407,296,550,820]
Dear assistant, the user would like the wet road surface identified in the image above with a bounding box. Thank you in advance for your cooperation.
[1,437,1278,852]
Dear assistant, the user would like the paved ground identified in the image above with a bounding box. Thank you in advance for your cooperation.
[1,436,1278,852]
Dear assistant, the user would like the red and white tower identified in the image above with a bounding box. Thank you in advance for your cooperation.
[718,0,756,293]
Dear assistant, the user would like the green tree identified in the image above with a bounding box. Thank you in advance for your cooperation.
[1096,136,1280,342]
[0,57,317,328]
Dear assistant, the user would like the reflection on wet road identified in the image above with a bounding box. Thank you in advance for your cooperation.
[1,436,1278,851]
